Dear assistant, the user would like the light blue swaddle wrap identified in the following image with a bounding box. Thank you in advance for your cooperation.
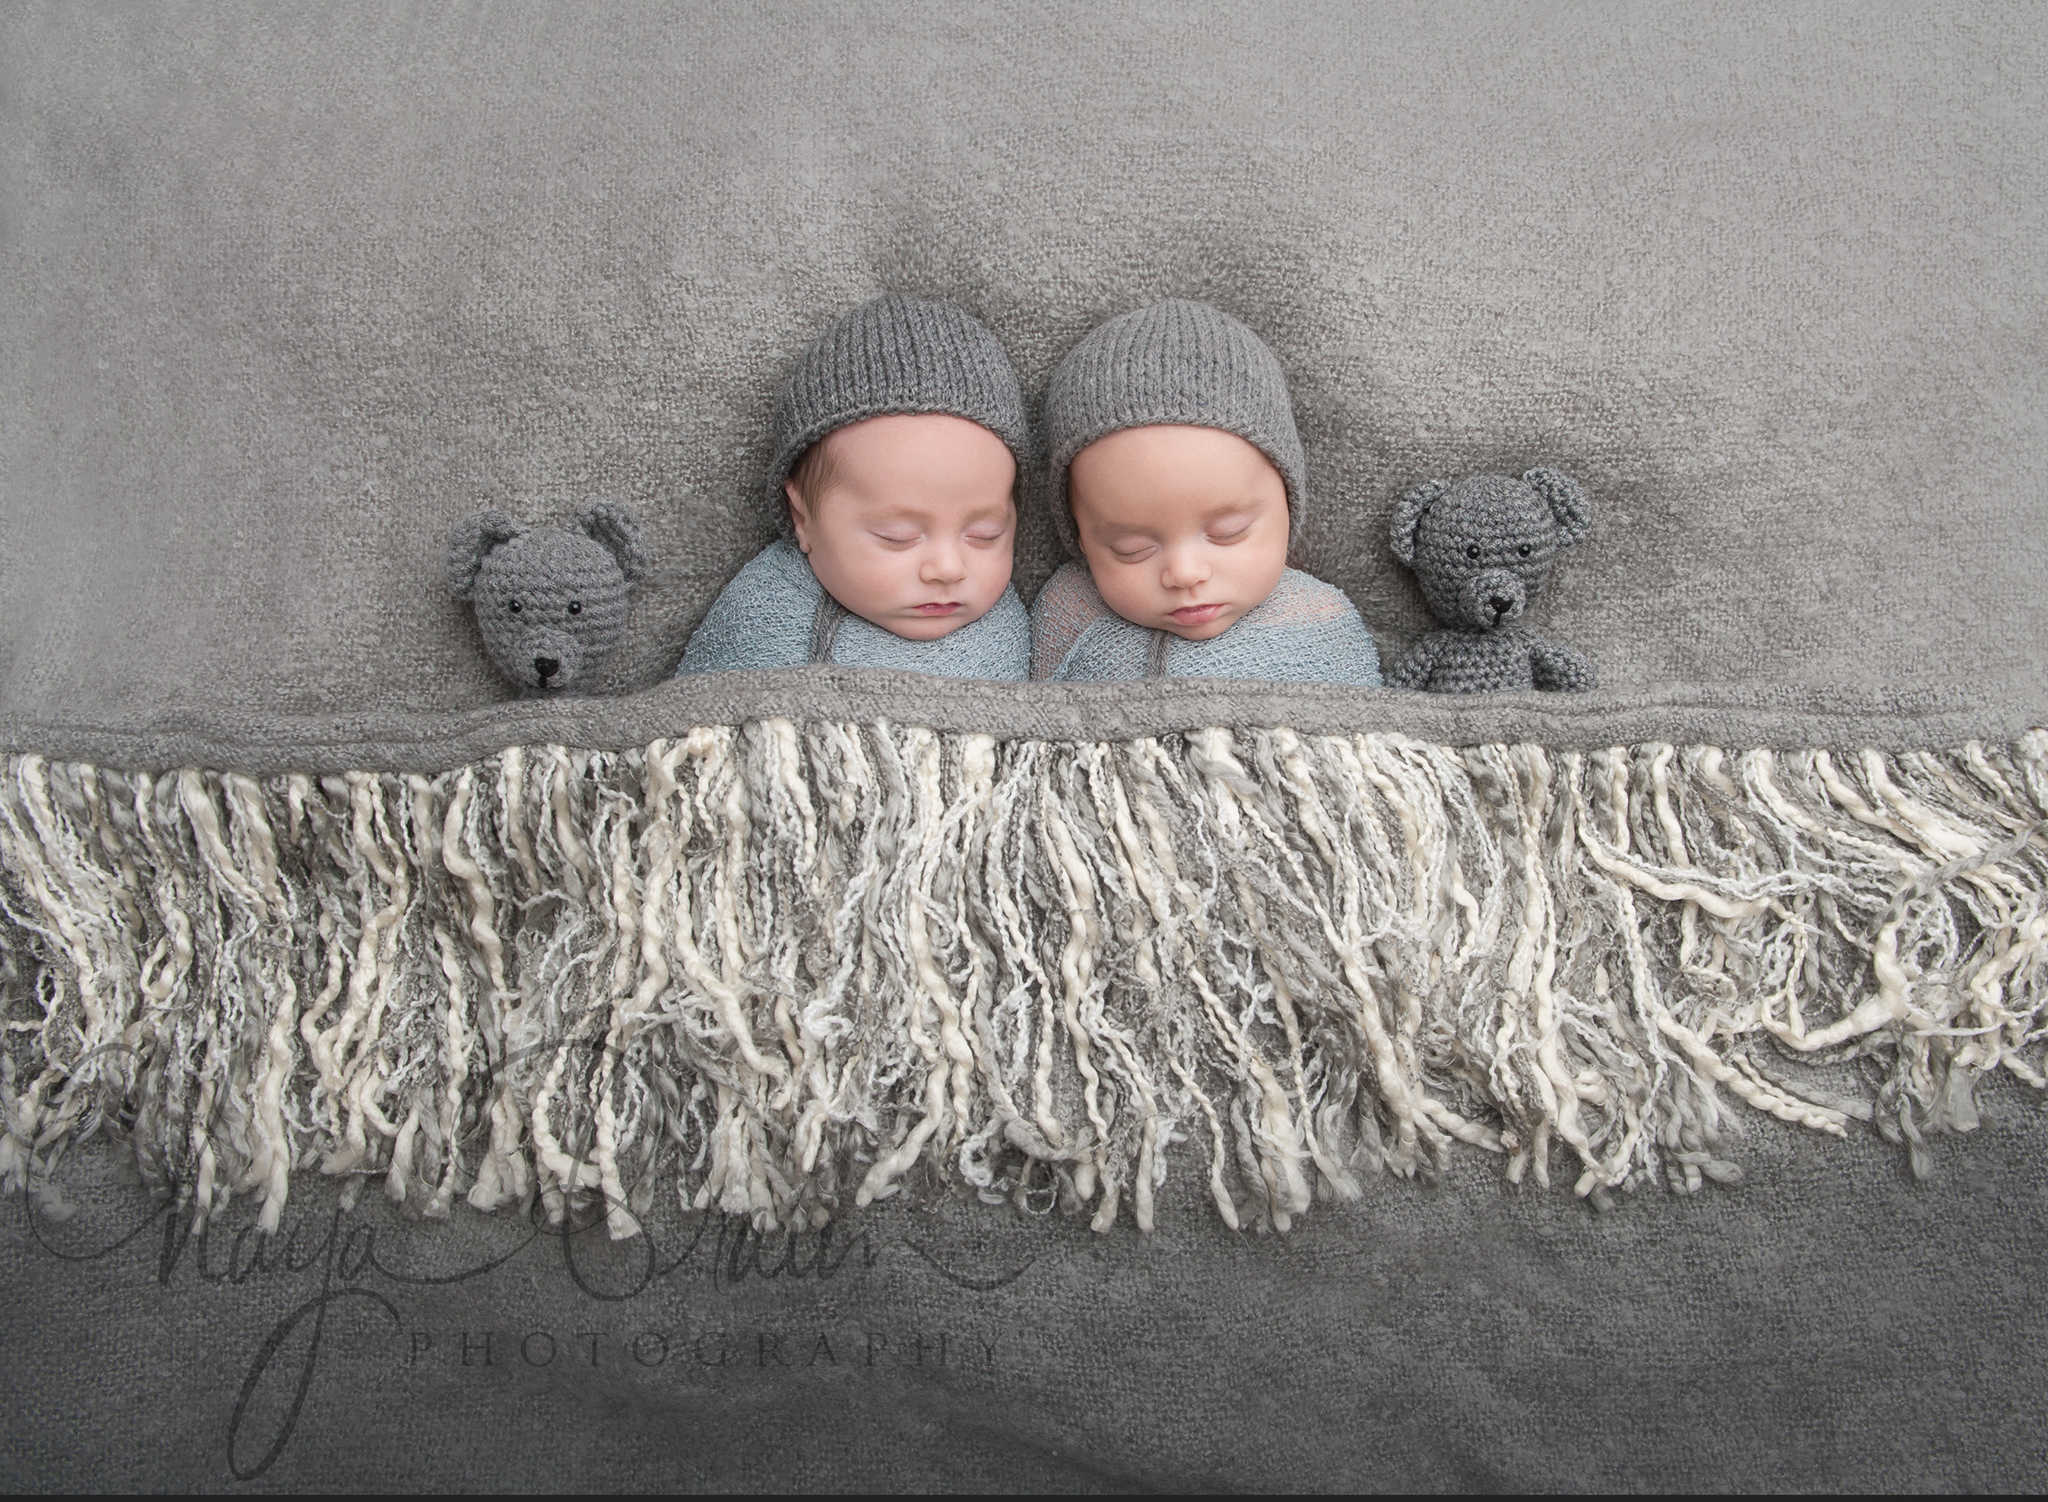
[680,538,1031,678]
[1030,561,1382,684]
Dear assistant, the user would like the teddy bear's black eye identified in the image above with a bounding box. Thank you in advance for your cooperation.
[568,601,582,616]
[1465,543,1481,561]
[507,599,522,614]
[1518,544,1531,557]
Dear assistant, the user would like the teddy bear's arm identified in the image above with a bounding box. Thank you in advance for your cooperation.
[1530,637,1597,692]
[1386,633,1442,691]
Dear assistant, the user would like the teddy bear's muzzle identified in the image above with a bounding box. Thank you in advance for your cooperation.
[503,628,585,693]
[1460,570,1527,630]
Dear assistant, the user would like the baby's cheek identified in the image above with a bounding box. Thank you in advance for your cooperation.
[864,549,916,605]
[974,549,1013,607]
[1094,568,1153,623]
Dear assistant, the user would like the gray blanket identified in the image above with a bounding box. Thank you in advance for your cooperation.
[3,1,2045,1490]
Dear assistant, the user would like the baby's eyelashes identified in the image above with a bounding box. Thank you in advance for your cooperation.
[870,527,1008,548]
[1108,527,1245,562]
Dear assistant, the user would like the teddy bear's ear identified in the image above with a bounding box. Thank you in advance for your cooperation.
[1390,479,1448,567]
[1523,468,1591,548]
[580,500,653,586]
[446,508,525,600]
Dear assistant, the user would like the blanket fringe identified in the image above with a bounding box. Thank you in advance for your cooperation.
[2,725,2044,1233]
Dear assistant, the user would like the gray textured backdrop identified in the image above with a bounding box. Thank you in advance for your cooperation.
[4,2,2047,1489]
[2,2,2044,768]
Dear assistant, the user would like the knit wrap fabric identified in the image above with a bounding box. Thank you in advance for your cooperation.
[1029,561,1382,683]
[766,294,1032,536]
[678,538,1031,678]
[1042,298,1308,558]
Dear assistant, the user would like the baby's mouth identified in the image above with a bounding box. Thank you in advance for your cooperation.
[1169,602,1225,624]
[912,601,962,616]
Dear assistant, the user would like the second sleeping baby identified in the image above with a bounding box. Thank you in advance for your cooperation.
[1031,299,1382,684]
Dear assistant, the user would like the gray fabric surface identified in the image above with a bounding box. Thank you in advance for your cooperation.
[6,1094,2046,1491]
[0,676,2027,781]
[3,2,2044,769]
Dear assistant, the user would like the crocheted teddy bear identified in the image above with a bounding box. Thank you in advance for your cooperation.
[447,501,652,695]
[1387,468,1596,692]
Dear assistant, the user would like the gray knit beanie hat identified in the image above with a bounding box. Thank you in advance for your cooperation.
[767,294,1031,535]
[1042,299,1307,557]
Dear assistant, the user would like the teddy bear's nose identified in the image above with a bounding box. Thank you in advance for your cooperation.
[534,656,560,681]
[1489,596,1513,617]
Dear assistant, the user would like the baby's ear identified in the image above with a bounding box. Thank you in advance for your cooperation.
[580,500,653,585]
[1390,479,1448,567]
[447,508,524,600]
[1523,468,1591,548]
[783,479,814,552]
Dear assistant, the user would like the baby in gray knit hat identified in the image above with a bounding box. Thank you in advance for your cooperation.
[677,294,1033,678]
[1031,299,1382,684]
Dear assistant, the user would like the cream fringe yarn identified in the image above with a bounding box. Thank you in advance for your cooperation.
[3,723,2044,1236]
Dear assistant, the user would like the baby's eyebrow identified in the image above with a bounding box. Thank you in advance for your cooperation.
[867,497,1012,519]
[1095,506,1254,538]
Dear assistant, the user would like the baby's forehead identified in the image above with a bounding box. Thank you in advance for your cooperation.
[822,481,1014,521]
[1074,425,1282,495]
[1076,492,1263,534]
[1072,429,1284,529]
[818,457,1014,517]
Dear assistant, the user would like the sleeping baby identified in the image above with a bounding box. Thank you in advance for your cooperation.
[678,294,1033,678]
[1030,299,1382,684]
